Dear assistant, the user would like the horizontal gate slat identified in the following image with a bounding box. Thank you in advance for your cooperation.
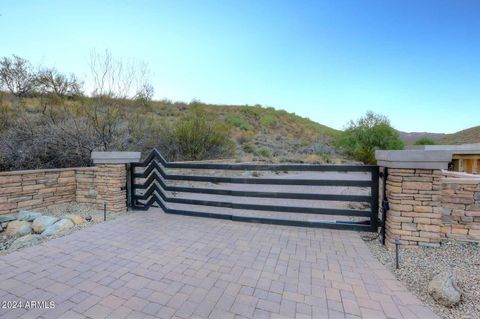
[133,160,372,187]
[129,148,379,232]
[134,188,371,217]
[134,172,371,187]
[163,163,375,172]
[133,149,376,172]
[133,172,371,202]
[140,194,373,231]
[138,184,371,202]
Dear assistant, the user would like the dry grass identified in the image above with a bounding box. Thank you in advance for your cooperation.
[437,126,480,145]
[3,95,341,163]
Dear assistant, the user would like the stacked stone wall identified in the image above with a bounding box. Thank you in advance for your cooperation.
[75,168,98,204]
[0,165,127,215]
[385,168,443,247]
[440,172,480,241]
[0,168,82,215]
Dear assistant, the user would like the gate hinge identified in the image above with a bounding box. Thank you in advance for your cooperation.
[382,199,390,211]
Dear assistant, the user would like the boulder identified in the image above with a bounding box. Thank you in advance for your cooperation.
[32,216,59,234]
[63,214,85,225]
[5,221,32,237]
[9,234,42,250]
[42,219,74,237]
[428,272,462,307]
[17,211,42,222]
[0,215,16,223]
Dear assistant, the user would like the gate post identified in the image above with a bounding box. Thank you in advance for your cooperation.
[370,166,380,232]
[375,150,451,248]
[91,152,141,213]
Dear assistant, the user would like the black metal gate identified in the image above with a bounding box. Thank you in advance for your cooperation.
[130,149,379,232]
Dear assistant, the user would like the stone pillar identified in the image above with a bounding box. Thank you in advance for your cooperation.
[91,152,141,213]
[376,150,451,248]
[385,168,443,247]
[95,164,127,212]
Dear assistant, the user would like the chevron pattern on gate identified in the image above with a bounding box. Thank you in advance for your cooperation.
[129,149,379,231]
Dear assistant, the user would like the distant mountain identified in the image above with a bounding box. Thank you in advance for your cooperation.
[437,126,480,145]
[398,126,480,145]
[398,131,446,143]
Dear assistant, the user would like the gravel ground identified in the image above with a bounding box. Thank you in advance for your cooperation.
[0,203,129,254]
[364,235,480,319]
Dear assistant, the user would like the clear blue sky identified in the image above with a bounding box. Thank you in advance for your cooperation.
[1,1,479,133]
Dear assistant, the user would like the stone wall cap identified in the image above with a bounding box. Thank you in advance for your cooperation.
[442,177,480,184]
[375,150,451,169]
[375,150,452,161]
[91,152,142,164]
[407,144,480,155]
[0,167,96,176]
[441,170,480,178]
[441,169,480,184]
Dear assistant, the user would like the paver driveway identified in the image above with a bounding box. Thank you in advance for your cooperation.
[0,209,439,319]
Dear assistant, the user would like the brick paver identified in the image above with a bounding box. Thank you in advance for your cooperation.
[0,209,440,318]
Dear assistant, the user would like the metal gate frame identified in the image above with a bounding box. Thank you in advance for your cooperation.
[130,149,379,232]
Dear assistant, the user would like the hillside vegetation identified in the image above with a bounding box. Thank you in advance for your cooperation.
[0,92,341,170]
[1,53,476,171]
[0,53,343,171]
[398,127,480,146]
[436,126,480,145]
[397,131,445,144]
[148,99,340,161]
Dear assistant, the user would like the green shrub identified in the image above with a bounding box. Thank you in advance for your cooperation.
[335,111,404,164]
[414,137,436,145]
[234,131,254,144]
[240,106,262,117]
[171,107,235,160]
[226,114,252,131]
[242,142,256,153]
[259,114,278,128]
[321,153,332,163]
[256,146,272,158]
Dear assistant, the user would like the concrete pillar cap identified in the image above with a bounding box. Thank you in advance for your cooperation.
[375,150,451,169]
[91,151,141,164]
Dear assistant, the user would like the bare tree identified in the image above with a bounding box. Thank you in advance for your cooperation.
[89,49,152,99]
[0,50,156,170]
[35,68,83,97]
[84,50,153,151]
[0,55,37,97]
[135,83,154,107]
